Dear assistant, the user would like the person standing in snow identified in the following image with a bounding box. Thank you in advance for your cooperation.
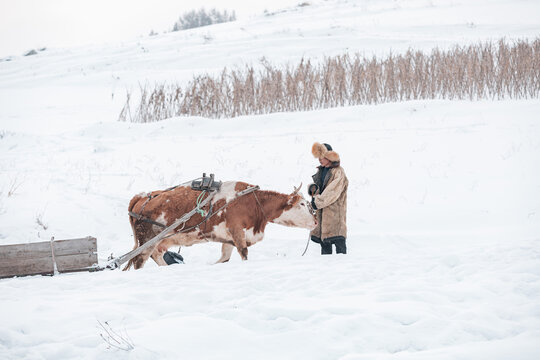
[308,142,348,255]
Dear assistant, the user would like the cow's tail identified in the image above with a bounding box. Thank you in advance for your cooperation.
[123,194,143,271]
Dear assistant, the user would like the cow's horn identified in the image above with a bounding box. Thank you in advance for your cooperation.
[293,182,302,195]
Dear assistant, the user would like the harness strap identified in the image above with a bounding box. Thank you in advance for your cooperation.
[129,185,261,237]
[165,185,260,238]
[128,177,205,227]
[128,211,167,228]
[164,202,215,238]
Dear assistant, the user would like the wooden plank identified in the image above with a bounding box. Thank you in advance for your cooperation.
[53,237,97,256]
[0,237,98,278]
[0,237,97,260]
[0,241,52,260]
[1,256,53,268]
[0,252,98,269]
[56,253,98,271]
[0,257,54,278]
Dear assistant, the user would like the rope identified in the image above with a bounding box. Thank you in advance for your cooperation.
[196,190,207,217]
[50,237,59,275]
[301,233,311,256]
[164,177,202,192]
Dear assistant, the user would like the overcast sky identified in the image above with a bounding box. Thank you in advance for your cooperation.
[0,0,301,57]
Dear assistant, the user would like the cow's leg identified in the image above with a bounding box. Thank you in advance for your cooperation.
[149,237,182,266]
[216,243,234,264]
[150,244,169,266]
[231,228,248,260]
[129,224,160,270]
[132,249,154,269]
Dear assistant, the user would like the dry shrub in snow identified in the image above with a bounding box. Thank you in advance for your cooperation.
[97,320,134,351]
[119,38,540,122]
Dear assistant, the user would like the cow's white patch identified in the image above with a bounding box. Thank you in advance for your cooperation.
[165,231,207,247]
[212,222,231,240]
[273,199,316,230]
[244,228,264,244]
[156,212,166,223]
[153,212,167,231]
[213,181,238,203]
[216,209,227,217]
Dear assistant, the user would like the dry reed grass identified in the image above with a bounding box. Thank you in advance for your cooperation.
[119,38,540,122]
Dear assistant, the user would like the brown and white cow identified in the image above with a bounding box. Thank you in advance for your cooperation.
[124,181,316,270]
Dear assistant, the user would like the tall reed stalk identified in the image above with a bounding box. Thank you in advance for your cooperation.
[119,38,540,123]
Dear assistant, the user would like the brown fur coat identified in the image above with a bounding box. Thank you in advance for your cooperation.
[310,165,348,240]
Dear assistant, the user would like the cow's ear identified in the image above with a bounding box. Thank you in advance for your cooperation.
[287,194,301,206]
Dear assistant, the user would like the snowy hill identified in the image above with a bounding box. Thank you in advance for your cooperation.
[1,0,540,359]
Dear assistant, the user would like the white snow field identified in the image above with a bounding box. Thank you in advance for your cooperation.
[1,0,540,359]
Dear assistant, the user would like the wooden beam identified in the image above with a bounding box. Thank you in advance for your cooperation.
[0,237,98,279]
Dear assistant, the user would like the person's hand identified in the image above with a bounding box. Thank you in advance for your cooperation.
[308,183,318,197]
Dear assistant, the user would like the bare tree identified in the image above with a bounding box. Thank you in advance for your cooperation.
[172,8,237,31]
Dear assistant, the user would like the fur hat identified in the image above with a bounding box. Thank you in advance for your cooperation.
[312,142,340,163]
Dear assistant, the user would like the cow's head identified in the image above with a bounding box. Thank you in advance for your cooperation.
[272,183,317,230]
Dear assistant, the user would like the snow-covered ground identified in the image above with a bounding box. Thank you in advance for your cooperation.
[1,0,539,359]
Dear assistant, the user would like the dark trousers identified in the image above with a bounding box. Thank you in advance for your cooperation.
[312,236,347,255]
